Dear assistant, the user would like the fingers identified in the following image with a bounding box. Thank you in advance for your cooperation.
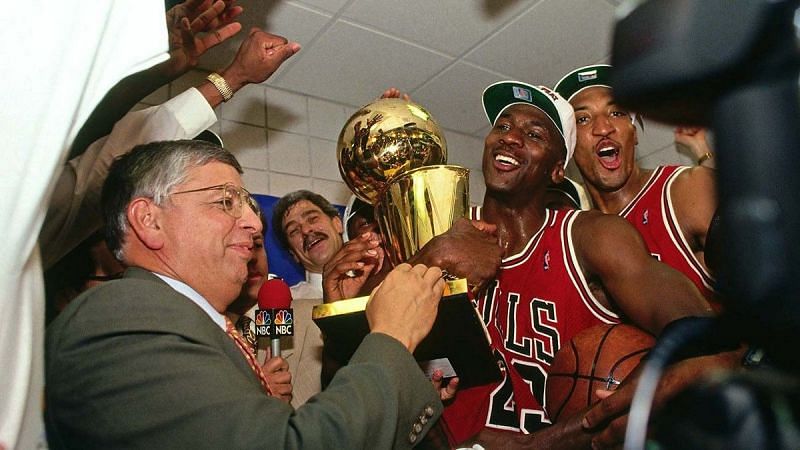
[268,376,293,403]
[595,388,615,400]
[582,387,629,431]
[441,377,459,401]
[199,21,242,49]
[181,0,209,16]
[324,233,382,275]
[380,87,400,99]
[269,40,302,63]
[470,219,498,236]
[422,265,443,285]
[590,415,628,450]
[393,263,413,273]
[263,356,292,403]
[219,2,243,25]
[379,87,411,101]
[261,356,289,374]
[431,370,459,401]
[439,377,459,401]
[190,0,227,33]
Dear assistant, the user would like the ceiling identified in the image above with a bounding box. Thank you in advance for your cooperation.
[196,0,678,161]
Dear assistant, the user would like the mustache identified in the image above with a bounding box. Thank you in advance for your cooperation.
[302,232,327,252]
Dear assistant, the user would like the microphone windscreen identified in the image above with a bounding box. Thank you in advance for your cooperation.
[257,278,293,310]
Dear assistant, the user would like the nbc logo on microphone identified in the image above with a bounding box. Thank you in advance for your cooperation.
[254,310,272,337]
[273,309,294,336]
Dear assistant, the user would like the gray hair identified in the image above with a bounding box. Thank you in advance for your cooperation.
[102,140,242,260]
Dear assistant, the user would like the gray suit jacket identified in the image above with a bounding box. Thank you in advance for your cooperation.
[45,268,441,449]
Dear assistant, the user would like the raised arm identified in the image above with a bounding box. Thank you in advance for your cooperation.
[573,212,713,335]
[675,127,715,169]
[69,0,243,158]
[42,27,300,269]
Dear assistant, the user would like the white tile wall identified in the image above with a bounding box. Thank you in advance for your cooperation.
[269,172,314,197]
[221,120,268,170]
[446,130,485,170]
[637,145,693,169]
[266,130,311,176]
[266,87,310,135]
[311,179,352,206]
[307,97,349,141]
[309,137,342,181]
[221,84,266,127]
[241,169,270,195]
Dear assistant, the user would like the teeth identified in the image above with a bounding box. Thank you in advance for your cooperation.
[495,154,520,166]
[598,146,617,157]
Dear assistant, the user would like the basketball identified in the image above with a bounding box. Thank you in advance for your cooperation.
[545,323,655,422]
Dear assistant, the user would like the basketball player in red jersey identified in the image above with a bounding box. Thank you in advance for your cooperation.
[555,65,719,308]
[405,81,717,449]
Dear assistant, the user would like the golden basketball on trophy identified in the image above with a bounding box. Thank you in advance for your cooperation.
[320,100,500,389]
[336,97,469,265]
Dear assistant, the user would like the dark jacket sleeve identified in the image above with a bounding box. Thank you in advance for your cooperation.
[45,275,441,450]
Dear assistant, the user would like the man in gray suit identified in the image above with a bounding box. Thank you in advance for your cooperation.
[45,140,445,449]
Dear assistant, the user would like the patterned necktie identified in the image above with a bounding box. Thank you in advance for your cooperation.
[225,316,271,396]
[235,314,258,355]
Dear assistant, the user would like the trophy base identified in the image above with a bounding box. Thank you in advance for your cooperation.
[312,279,502,389]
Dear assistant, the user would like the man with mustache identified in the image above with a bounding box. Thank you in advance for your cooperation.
[272,190,348,299]
[554,65,719,307]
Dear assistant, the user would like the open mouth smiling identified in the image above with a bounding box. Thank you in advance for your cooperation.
[595,140,621,169]
[493,151,522,170]
[303,234,326,252]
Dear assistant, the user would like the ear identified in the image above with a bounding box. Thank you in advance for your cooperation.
[127,198,165,251]
[550,159,566,185]
[332,215,344,235]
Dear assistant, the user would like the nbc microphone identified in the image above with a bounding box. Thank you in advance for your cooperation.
[255,278,294,358]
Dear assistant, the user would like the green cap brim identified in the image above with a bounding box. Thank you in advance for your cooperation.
[554,64,613,101]
[483,81,564,135]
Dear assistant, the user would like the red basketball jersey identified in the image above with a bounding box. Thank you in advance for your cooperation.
[441,208,619,444]
[619,166,717,304]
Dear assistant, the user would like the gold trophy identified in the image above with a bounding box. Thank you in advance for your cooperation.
[336,97,469,265]
[313,98,501,389]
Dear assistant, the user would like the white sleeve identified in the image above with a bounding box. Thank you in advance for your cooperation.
[0,2,167,448]
[40,87,217,269]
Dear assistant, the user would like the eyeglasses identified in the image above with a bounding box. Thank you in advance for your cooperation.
[170,182,258,219]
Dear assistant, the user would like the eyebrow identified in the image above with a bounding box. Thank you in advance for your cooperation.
[283,209,322,231]
[301,209,322,218]
[497,112,550,127]
[574,99,617,112]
